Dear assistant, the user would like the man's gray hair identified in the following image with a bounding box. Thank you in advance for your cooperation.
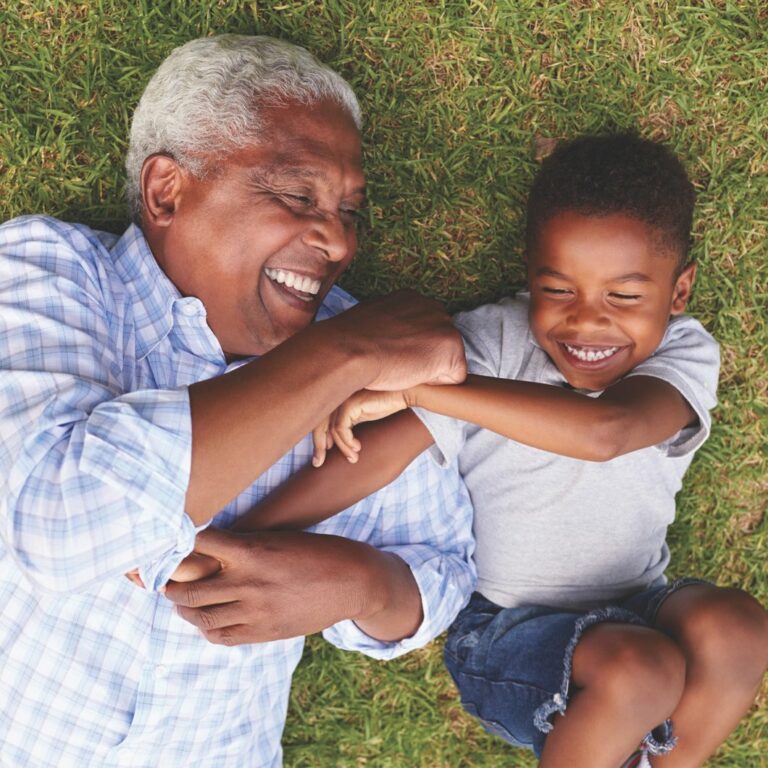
[125,34,362,222]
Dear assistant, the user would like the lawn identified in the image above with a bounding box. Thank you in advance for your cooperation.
[1,1,765,765]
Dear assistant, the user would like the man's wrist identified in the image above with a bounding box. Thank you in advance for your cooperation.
[313,315,382,391]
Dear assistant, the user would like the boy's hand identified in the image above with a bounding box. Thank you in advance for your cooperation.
[312,389,410,466]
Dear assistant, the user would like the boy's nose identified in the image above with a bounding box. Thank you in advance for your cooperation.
[567,300,609,330]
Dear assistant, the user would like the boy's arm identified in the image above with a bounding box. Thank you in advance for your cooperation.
[232,410,434,533]
[408,373,696,461]
[168,411,433,583]
[331,374,696,464]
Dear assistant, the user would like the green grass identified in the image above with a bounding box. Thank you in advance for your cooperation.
[1,1,765,765]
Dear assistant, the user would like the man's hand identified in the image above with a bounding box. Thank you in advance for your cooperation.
[170,551,222,582]
[163,526,421,645]
[327,289,466,392]
[312,389,410,466]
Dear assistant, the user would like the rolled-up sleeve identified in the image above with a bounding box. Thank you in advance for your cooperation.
[322,452,476,658]
[0,219,194,592]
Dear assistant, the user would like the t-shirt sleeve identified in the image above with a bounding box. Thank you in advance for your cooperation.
[413,301,510,466]
[626,315,720,457]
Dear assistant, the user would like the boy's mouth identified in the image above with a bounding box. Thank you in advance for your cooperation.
[562,343,621,363]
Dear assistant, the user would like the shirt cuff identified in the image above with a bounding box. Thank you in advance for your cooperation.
[322,543,474,659]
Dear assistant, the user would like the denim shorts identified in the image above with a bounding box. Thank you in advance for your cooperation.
[444,578,706,758]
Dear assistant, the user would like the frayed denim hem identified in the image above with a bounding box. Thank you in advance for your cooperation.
[532,606,646,734]
[643,718,677,755]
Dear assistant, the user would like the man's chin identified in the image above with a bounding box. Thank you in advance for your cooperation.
[241,318,316,357]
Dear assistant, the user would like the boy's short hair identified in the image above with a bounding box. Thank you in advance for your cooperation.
[525,133,695,272]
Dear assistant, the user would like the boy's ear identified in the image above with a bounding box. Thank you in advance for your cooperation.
[140,154,184,227]
[670,262,696,315]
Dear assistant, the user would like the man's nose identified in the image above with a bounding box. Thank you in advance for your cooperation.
[302,213,352,262]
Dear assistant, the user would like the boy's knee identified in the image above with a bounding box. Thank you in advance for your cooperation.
[677,589,768,681]
[584,626,686,720]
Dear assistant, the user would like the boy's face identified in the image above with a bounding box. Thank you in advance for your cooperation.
[527,211,695,391]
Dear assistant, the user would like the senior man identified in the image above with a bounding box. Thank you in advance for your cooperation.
[0,35,475,766]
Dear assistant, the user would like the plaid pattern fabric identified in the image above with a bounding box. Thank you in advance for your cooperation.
[0,216,476,767]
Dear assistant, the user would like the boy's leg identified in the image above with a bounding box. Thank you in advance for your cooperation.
[649,584,768,767]
[539,623,686,768]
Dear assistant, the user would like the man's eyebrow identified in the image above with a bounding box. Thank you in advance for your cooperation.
[249,164,322,184]
[249,164,366,197]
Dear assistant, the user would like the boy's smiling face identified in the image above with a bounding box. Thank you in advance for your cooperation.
[527,211,695,391]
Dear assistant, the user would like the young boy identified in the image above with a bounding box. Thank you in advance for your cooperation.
[172,134,768,767]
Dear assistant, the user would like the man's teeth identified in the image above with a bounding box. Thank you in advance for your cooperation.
[264,268,321,298]
[564,343,619,362]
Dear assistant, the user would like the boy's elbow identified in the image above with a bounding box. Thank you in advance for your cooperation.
[583,407,631,462]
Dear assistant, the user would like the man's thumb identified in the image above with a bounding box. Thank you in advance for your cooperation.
[192,526,240,559]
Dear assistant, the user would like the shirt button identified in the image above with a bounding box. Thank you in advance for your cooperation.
[156,664,168,677]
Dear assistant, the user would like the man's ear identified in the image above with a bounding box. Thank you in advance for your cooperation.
[140,154,183,227]
[670,262,696,315]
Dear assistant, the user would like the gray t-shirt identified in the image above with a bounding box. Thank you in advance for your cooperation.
[417,293,719,610]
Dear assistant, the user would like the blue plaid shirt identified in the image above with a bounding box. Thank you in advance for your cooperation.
[0,216,475,767]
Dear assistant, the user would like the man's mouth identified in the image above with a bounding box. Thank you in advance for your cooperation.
[562,342,622,363]
[264,268,322,303]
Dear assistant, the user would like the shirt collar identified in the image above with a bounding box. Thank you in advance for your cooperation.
[110,224,182,361]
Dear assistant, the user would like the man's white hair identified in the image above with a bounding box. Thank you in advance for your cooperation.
[125,34,362,222]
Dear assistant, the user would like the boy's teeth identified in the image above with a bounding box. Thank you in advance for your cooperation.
[264,268,321,297]
[564,343,619,362]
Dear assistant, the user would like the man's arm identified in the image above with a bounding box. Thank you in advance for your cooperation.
[169,412,432,584]
[184,291,464,525]
[165,527,426,643]
[164,427,475,646]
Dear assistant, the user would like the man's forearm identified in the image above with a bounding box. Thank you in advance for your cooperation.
[186,321,375,524]
[184,290,465,525]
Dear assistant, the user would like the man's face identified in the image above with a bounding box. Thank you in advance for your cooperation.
[527,211,694,391]
[155,98,365,358]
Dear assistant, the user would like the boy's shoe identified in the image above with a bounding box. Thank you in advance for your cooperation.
[620,748,651,768]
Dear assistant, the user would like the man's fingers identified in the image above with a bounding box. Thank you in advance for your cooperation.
[175,600,244,632]
[164,569,238,608]
[198,624,254,647]
[425,365,467,386]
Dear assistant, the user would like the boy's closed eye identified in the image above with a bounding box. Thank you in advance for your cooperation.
[609,292,642,301]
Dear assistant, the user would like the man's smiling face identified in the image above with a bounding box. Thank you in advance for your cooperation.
[527,211,695,391]
[152,98,365,358]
